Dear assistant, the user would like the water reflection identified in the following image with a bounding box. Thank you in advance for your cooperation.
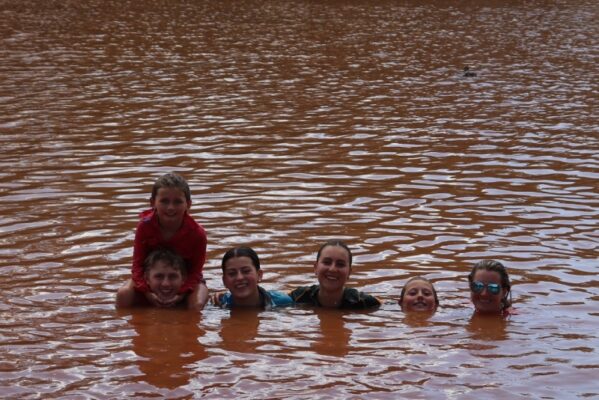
[1,0,598,397]
[219,308,260,354]
[127,308,207,389]
[401,310,437,329]
[311,309,351,357]
[466,312,509,342]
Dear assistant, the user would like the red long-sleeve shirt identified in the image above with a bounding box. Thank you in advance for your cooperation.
[131,209,207,293]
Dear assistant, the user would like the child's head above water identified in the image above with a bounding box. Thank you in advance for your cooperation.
[150,173,192,231]
[221,246,263,306]
[143,248,187,304]
[399,277,439,312]
[468,260,512,314]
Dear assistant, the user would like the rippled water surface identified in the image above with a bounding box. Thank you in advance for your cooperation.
[1,0,598,398]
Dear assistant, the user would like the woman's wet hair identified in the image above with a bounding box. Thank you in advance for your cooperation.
[151,172,191,203]
[399,276,439,307]
[468,260,512,309]
[316,239,353,267]
[221,246,261,271]
[143,247,187,276]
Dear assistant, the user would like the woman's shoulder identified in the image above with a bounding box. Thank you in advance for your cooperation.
[261,288,294,308]
[342,287,381,309]
[289,285,319,303]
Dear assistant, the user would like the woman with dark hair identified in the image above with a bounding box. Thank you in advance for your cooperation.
[214,246,293,310]
[289,240,381,310]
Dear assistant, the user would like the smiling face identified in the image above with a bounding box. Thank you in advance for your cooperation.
[470,269,505,314]
[314,245,351,294]
[400,279,437,312]
[151,187,191,232]
[145,260,185,303]
[222,256,263,306]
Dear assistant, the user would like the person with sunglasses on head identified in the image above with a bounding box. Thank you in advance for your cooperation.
[468,260,514,315]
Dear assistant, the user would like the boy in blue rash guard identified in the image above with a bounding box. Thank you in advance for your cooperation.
[289,240,381,310]
[213,246,293,310]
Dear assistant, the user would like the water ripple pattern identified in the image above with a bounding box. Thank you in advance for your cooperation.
[0,0,597,398]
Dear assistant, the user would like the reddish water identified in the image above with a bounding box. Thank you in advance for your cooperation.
[1,0,598,398]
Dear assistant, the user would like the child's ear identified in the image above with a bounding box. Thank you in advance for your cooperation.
[257,269,263,282]
[149,196,156,208]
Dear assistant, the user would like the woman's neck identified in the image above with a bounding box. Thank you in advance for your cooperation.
[318,287,345,308]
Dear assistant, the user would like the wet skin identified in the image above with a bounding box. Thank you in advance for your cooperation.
[145,261,185,305]
[470,269,505,314]
[401,280,437,312]
[151,187,191,236]
[222,256,263,307]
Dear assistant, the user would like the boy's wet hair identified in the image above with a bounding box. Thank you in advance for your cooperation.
[399,276,439,307]
[151,172,191,203]
[143,247,187,277]
[316,239,353,267]
[468,259,512,309]
[221,246,260,271]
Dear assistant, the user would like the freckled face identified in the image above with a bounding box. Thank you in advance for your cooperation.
[151,187,190,231]
[222,256,262,302]
[145,261,184,302]
[470,269,505,314]
[314,245,351,293]
[401,280,437,312]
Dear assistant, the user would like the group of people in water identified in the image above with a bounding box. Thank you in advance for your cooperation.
[116,173,514,316]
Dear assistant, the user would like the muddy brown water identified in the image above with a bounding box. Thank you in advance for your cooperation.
[0,0,597,398]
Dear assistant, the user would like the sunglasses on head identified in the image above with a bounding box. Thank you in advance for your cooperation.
[470,281,501,295]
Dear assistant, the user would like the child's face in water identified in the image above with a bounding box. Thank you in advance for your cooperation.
[470,269,505,313]
[145,261,184,302]
[151,187,191,231]
[401,280,436,312]
[222,256,263,304]
[314,245,351,293]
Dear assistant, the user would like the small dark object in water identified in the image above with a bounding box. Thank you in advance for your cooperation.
[463,66,477,77]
